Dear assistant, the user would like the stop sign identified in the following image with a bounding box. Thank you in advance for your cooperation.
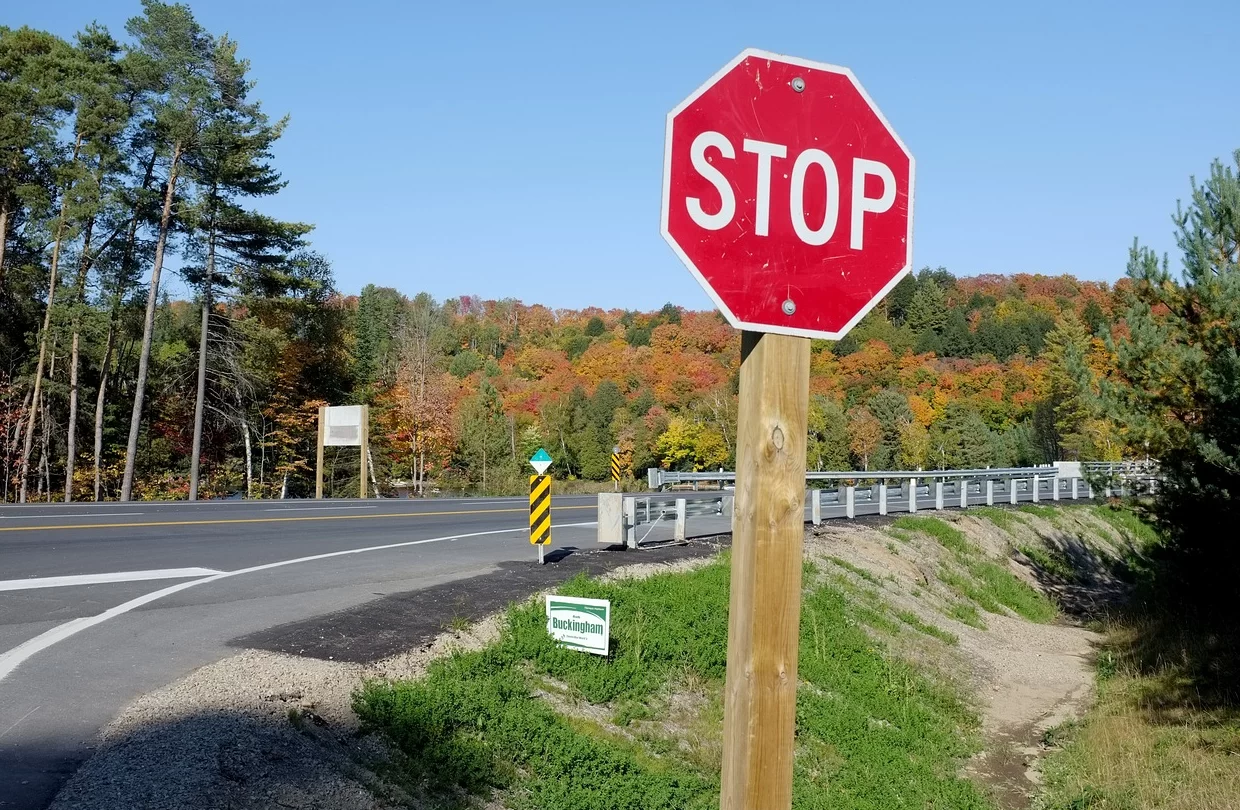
[661,49,914,339]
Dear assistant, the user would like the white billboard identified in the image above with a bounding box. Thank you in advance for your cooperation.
[323,405,364,447]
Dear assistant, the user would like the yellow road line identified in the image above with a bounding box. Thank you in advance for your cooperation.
[0,505,596,533]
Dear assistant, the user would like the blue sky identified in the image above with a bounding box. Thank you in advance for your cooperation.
[14,1,1240,310]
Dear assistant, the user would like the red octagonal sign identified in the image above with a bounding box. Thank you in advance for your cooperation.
[662,49,914,339]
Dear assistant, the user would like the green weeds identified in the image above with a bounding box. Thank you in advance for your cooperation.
[893,516,973,555]
[356,560,993,809]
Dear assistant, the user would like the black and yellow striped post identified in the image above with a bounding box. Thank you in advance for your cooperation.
[529,474,552,564]
[610,445,622,491]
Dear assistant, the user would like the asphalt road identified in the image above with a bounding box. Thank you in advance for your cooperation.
[0,481,1087,808]
[0,495,609,810]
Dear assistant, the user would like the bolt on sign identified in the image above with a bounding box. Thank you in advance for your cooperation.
[545,595,610,656]
[661,48,914,810]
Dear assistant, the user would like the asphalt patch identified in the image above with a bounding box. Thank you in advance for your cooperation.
[227,539,727,664]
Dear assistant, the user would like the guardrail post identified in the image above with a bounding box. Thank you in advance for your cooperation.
[1032,474,1040,503]
[845,485,855,519]
[1071,478,1078,499]
[879,482,888,515]
[625,497,637,549]
[935,481,944,510]
[811,488,821,525]
[1104,482,1112,498]
[1052,476,1060,501]
[1010,478,1018,505]
[960,478,968,509]
[986,479,994,505]
[675,498,687,542]
[908,477,917,513]
[1087,481,1094,499]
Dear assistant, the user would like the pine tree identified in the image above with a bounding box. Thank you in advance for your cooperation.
[1108,149,1240,585]
[119,0,217,501]
[181,34,310,500]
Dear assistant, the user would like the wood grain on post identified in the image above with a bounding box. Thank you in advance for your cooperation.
[721,331,810,810]
[315,405,325,500]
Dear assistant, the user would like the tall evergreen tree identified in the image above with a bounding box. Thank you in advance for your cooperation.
[182,34,309,500]
[119,0,216,501]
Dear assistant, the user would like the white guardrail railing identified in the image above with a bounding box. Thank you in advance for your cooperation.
[598,461,1159,549]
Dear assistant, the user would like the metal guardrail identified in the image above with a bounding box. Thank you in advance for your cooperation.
[612,462,1158,549]
[650,465,1061,490]
[649,462,1162,491]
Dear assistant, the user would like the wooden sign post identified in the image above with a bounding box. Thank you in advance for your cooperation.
[721,332,810,809]
[661,51,914,810]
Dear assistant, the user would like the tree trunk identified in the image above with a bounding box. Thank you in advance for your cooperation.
[242,415,253,499]
[91,321,117,502]
[63,331,81,501]
[367,446,380,498]
[63,215,97,503]
[93,149,157,502]
[40,393,52,499]
[121,140,182,502]
[18,210,69,503]
[188,228,215,501]
[5,388,33,502]
[0,203,9,290]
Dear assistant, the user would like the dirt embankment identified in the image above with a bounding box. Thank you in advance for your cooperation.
[49,507,1132,810]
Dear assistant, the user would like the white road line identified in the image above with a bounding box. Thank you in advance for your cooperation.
[0,705,40,740]
[0,568,223,592]
[262,506,379,512]
[0,519,598,683]
[0,512,144,520]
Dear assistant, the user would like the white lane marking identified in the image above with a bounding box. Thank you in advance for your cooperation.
[262,506,379,512]
[0,705,40,740]
[0,568,223,592]
[0,519,598,683]
[0,512,144,520]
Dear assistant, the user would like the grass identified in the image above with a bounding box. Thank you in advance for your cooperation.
[938,561,1057,624]
[1017,503,1059,520]
[947,601,986,629]
[896,609,959,645]
[1035,508,1240,810]
[893,516,974,555]
[974,506,1021,532]
[895,514,1058,624]
[356,561,994,810]
[1091,503,1161,546]
[1038,621,1240,810]
[1018,543,1077,580]
[827,555,880,584]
